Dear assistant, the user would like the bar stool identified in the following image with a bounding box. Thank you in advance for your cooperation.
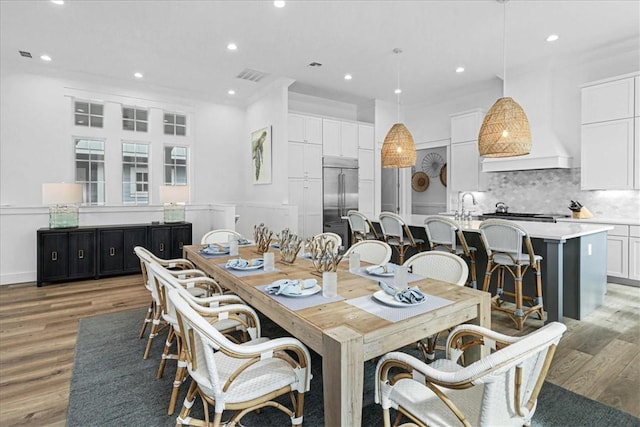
[424,215,478,289]
[479,219,545,330]
[379,212,424,264]
[346,210,379,243]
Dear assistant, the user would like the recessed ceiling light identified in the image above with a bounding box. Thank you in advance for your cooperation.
[455,66,465,73]
[274,1,286,8]
[228,89,236,95]
[134,72,143,78]
[546,34,559,42]
[40,54,52,62]
[394,88,402,94]
[227,43,237,51]
[51,0,64,5]
[344,74,352,80]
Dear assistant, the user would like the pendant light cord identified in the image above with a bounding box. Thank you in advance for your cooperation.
[502,0,507,96]
[394,48,402,121]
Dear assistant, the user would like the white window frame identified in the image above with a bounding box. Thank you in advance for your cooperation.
[122,106,149,132]
[74,137,106,205]
[122,141,150,205]
[163,145,188,185]
[163,112,187,136]
[74,100,104,128]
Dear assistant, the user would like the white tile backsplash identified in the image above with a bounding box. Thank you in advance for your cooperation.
[450,168,640,219]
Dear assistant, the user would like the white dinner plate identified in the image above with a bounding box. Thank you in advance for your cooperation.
[201,245,230,255]
[366,265,395,277]
[281,284,322,298]
[372,290,426,307]
[228,259,264,271]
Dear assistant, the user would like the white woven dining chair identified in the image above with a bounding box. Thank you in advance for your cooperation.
[149,262,257,415]
[379,212,424,264]
[343,240,392,266]
[375,322,567,427]
[403,251,469,362]
[134,246,207,359]
[168,287,313,427]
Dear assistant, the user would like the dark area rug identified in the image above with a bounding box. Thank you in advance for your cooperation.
[68,308,640,427]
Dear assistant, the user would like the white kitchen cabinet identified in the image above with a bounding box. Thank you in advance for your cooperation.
[635,116,639,189]
[581,77,635,124]
[358,180,375,219]
[288,142,322,179]
[629,226,640,281]
[450,110,487,192]
[322,119,358,158]
[358,149,374,180]
[581,73,639,190]
[607,234,629,279]
[288,178,323,238]
[288,113,322,144]
[358,123,374,149]
[581,119,635,190]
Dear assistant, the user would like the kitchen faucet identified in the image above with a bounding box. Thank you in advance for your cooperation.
[460,192,477,217]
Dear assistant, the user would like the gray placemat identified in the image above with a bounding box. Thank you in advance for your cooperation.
[257,283,345,310]
[346,293,453,323]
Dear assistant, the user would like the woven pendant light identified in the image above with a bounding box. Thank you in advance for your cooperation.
[382,48,416,168]
[382,123,416,167]
[478,0,531,157]
[478,97,531,157]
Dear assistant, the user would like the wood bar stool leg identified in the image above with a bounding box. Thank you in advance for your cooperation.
[496,266,505,307]
[514,265,525,330]
[468,253,477,289]
[535,261,545,320]
[482,260,493,293]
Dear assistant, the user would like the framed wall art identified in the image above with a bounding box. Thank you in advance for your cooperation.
[251,126,271,184]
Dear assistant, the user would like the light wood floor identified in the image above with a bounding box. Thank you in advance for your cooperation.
[0,275,638,426]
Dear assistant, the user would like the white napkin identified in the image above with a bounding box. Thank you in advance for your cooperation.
[366,264,395,275]
[266,279,318,295]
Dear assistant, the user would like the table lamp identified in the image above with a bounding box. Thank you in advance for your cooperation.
[42,183,83,228]
[159,185,189,223]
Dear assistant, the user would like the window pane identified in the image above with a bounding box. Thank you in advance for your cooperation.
[165,166,173,184]
[75,114,88,126]
[76,162,89,181]
[136,121,148,132]
[122,107,134,119]
[176,115,186,125]
[90,103,103,116]
[175,166,187,185]
[164,124,174,135]
[123,119,135,131]
[90,116,103,128]
[164,113,175,124]
[136,109,148,121]
[89,183,98,204]
[75,102,89,114]
[175,125,186,136]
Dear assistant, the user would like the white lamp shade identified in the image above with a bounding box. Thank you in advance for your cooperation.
[42,183,83,205]
[159,185,189,203]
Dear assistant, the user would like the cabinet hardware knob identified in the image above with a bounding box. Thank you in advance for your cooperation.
[51,251,58,261]
[110,247,115,256]
[160,243,165,252]
[179,242,183,249]
[78,249,84,259]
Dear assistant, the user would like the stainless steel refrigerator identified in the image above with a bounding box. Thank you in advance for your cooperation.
[323,156,358,246]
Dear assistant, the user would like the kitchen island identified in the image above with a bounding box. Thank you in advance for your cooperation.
[402,216,614,323]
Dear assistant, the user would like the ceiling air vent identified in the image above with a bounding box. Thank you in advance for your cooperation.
[236,68,269,83]
[19,50,32,58]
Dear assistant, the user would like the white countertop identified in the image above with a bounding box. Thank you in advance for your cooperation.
[556,217,640,226]
[408,215,613,241]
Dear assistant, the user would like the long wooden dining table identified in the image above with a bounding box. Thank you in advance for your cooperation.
[183,244,490,426]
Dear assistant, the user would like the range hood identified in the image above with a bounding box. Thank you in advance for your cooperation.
[481,66,573,172]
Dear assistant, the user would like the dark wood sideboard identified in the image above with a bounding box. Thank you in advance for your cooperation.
[36,222,192,286]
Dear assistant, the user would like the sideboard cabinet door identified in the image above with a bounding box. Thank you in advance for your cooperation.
[38,232,69,284]
[68,230,96,279]
[171,224,192,258]
[99,230,124,276]
[123,227,147,273]
[150,226,172,259]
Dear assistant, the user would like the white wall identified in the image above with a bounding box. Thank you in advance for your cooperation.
[0,70,247,284]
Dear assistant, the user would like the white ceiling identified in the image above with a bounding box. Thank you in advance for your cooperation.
[1,0,639,107]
